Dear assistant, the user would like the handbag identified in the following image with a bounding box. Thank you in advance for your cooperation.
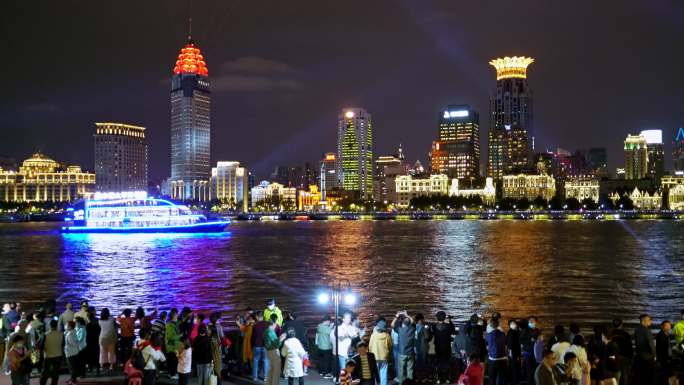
[209,374,218,385]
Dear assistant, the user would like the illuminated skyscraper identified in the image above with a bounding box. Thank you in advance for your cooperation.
[640,129,664,184]
[624,134,648,180]
[430,105,480,179]
[319,152,338,200]
[337,108,373,199]
[488,56,534,179]
[169,34,211,201]
[675,128,684,173]
[94,123,148,192]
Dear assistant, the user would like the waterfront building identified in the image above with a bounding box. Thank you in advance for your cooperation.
[661,175,684,210]
[430,105,480,179]
[394,174,449,207]
[674,128,684,173]
[94,122,148,192]
[624,134,648,180]
[0,153,95,202]
[337,108,373,199]
[609,187,661,210]
[640,129,665,184]
[564,177,600,204]
[488,57,534,179]
[210,161,248,212]
[297,185,321,211]
[250,181,296,210]
[502,172,556,201]
[319,152,338,201]
[449,177,496,205]
[169,34,211,201]
[373,145,407,203]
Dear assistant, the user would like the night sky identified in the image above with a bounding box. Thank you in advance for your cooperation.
[2,0,683,181]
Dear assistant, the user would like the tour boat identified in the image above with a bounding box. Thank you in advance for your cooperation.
[61,191,228,233]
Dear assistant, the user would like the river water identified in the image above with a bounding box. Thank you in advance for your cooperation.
[0,220,682,329]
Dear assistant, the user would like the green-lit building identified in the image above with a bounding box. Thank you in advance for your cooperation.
[337,108,373,199]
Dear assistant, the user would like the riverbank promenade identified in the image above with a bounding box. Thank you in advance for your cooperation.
[0,370,333,385]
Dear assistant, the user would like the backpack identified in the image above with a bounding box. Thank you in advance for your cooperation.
[131,348,147,371]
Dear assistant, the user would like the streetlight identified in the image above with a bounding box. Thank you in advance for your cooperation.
[318,281,357,380]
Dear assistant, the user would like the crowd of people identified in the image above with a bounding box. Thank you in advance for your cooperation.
[1,298,683,385]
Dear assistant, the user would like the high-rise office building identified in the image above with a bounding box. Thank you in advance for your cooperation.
[430,105,480,179]
[94,123,148,192]
[337,108,373,199]
[169,34,211,201]
[624,134,648,180]
[675,128,684,173]
[319,152,337,200]
[488,56,534,179]
[374,145,407,203]
[586,148,608,177]
[640,129,665,184]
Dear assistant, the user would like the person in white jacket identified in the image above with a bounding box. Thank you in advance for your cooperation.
[281,328,307,385]
[177,340,192,385]
[139,334,166,385]
[330,312,360,376]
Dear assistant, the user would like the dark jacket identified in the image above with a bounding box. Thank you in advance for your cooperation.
[352,352,379,383]
[395,324,416,356]
[283,319,308,349]
[655,330,671,366]
[611,328,633,359]
[633,324,655,362]
[193,334,213,365]
[251,320,270,348]
[485,329,507,359]
[506,328,521,358]
[432,322,455,356]
[520,326,540,355]
[534,363,566,385]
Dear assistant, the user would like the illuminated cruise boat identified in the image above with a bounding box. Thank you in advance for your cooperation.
[61,191,228,233]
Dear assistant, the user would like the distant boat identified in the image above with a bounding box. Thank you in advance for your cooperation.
[61,191,228,233]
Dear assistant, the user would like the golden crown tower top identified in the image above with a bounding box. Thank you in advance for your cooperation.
[489,56,534,80]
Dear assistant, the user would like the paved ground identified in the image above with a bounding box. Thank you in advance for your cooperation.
[0,370,333,385]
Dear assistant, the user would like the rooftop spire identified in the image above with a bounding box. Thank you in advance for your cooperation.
[187,0,193,42]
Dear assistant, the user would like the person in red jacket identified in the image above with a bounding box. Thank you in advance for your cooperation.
[458,353,484,385]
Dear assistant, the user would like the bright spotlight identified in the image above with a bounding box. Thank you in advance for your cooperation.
[344,292,356,306]
[318,292,330,304]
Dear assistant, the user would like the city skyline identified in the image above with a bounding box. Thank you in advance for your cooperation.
[2,1,684,181]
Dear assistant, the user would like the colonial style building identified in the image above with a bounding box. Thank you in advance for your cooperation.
[449,177,496,205]
[0,153,95,202]
[250,181,297,210]
[564,177,600,203]
[502,173,556,201]
[394,174,450,207]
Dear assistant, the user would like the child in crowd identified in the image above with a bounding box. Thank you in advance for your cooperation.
[177,339,192,385]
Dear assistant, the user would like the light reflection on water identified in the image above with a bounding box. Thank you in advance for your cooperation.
[0,221,682,329]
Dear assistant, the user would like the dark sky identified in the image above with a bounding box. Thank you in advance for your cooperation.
[2,0,683,181]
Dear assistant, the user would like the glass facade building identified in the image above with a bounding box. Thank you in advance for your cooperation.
[431,105,480,179]
[337,108,373,199]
